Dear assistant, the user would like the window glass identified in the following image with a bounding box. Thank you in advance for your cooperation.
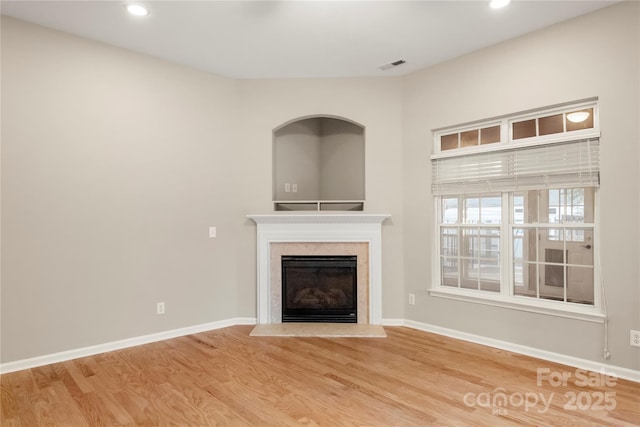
[480,228,501,291]
[440,189,595,306]
[481,195,501,224]
[441,258,458,287]
[480,228,500,258]
[513,195,525,224]
[462,194,501,224]
[508,188,594,305]
[441,133,458,151]
[513,119,536,139]
[544,188,591,227]
[440,228,458,257]
[442,197,459,224]
[464,197,480,224]
[460,130,479,148]
[538,114,564,135]
[566,108,594,132]
[480,126,500,145]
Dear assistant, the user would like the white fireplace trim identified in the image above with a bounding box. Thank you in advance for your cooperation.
[247,213,391,325]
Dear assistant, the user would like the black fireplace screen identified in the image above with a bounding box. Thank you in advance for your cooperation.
[281,255,357,323]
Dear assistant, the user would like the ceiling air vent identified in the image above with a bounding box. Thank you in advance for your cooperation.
[378,59,406,71]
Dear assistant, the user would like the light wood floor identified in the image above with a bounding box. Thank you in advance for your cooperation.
[2,326,639,426]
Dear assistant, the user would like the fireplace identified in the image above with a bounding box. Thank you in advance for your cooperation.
[282,255,357,323]
[247,213,391,325]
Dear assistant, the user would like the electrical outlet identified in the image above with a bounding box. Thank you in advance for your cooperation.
[292,183,298,192]
[631,329,640,347]
[409,293,415,305]
[157,302,165,315]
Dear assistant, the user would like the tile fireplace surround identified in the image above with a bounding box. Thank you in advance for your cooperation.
[247,213,391,325]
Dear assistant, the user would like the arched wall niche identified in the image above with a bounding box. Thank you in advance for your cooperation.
[273,115,365,211]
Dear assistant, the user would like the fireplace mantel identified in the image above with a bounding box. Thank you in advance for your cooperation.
[247,213,391,325]
[247,213,391,225]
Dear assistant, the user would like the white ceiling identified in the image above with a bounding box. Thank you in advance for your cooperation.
[1,1,618,79]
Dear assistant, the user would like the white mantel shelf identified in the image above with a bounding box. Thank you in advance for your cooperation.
[247,212,391,325]
[247,213,391,225]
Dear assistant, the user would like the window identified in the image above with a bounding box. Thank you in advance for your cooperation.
[431,101,602,321]
[441,194,501,292]
[440,124,501,151]
[434,101,597,156]
[512,188,594,304]
[512,108,595,140]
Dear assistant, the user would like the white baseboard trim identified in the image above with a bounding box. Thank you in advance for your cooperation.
[381,318,405,326]
[233,317,260,325]
[0,317,257,375]
[400,319,640,383]
[3,316,638,383]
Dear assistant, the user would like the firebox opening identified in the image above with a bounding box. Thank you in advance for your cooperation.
[282,255,357,323]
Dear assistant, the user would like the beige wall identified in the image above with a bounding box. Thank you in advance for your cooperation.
[273,119,322,200]
[2,2,638,372]
[402,1,639,371]
[1,17,241,362]
[319,118,365,201]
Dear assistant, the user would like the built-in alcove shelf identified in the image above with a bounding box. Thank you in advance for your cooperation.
[273,116,365,211]
[274,200,364,211]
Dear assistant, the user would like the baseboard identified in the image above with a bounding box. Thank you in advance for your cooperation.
[233,317,260,326]
[400,319,640,383]
[3,316,638,383]
[0,317,257,375]
[381,318,405,326]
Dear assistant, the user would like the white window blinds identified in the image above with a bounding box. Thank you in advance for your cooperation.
[431,138,600,195]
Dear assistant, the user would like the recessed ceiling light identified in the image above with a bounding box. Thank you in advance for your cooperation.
[126,4,149,17]
[567,111,590,123]
[490,0,511,9]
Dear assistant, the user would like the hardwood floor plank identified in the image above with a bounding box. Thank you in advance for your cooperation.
[216,330,429,426]
[1,370,41,427]
[258,338,442,422]
[28,391,58,427]
[47,381,91,426]
[269,335,476,413]
[63,361,95,394]
[2,325,639,426]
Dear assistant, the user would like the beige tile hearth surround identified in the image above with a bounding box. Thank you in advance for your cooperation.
[247,213,390,325]
[271,242,369,324]
[250,323,386,337]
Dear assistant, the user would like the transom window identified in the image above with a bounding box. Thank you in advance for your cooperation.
[434,100,598,155]
[512,107,595,141]
[431,100,602,321]
[441,125,501,151]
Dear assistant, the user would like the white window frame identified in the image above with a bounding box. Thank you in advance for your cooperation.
[433,99,599,158]
[429,100,604,323]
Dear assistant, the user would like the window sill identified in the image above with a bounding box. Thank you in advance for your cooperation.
[428,288,605,323]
